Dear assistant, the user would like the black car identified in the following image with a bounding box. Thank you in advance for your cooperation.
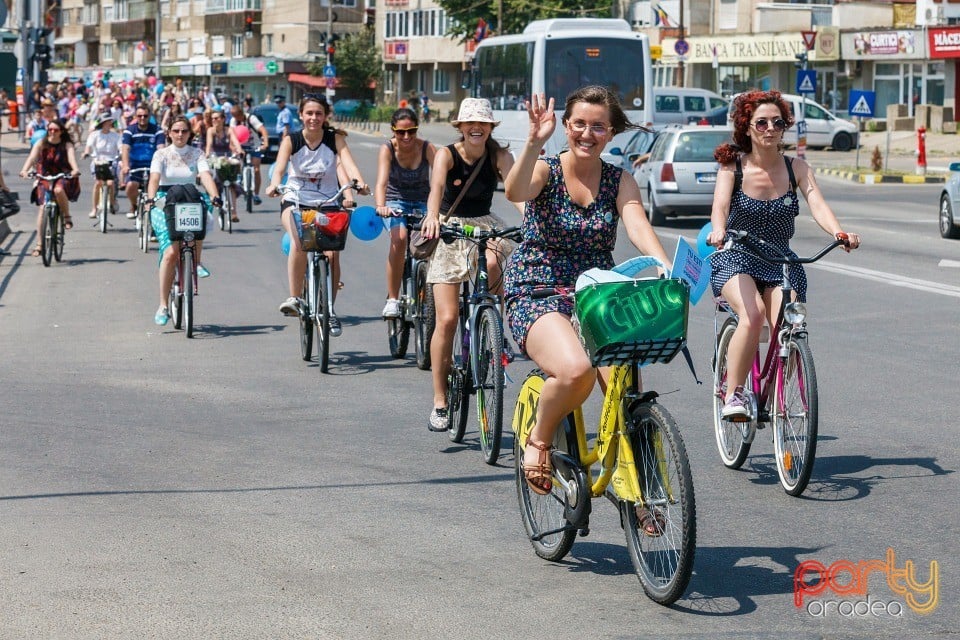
[687,104,729,126]
[249,104,303,164]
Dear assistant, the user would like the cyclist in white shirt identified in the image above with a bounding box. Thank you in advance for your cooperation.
[82,112,121,218]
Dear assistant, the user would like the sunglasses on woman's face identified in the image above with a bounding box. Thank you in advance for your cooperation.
[47,127,61,133]
[392,127,418,137]
[169,128,189,134]
[752,117,787,132]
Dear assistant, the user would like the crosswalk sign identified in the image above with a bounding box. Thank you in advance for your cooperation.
[848,90,876,118]
[796,70,816,94]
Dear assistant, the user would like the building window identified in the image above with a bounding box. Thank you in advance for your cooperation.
[177,38,189,59]
[103,42,114,60]
[160,0,170,16]
[161,42,170,60]
[264,33,273,54]
[433,69,449,94]
[212,35,225,56]
[719,0,736,30]
[232,34,244,57]
[104,4,113,21]
[192,36,205,57]
[177,0,189,17]
[118,41,130,64]
[114,0,127,20]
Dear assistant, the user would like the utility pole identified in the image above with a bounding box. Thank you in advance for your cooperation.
[678,0,684,87]
[155,0,162,73]
[497,0,502,36]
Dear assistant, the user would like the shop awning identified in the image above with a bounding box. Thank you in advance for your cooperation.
[288,72,339,88]
[54,36,81,46]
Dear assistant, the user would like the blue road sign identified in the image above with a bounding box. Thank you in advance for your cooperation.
[848,90,876,118]
[674,39,689,56]
[323,65,336,78]
[796,70,816,94]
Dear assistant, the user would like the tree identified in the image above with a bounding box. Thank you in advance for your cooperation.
[436,0,613,41]
[307,31,382,100]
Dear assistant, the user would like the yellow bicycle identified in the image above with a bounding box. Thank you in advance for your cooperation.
[512,268,696,606]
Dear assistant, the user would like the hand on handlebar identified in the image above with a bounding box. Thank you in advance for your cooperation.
[707,228,726,248]
[355,182,371,196]
[835,231,861,252]
[265,184,280,198]
[421,214,440,239]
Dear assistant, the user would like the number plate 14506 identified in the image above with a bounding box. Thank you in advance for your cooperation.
[174,203,204,231]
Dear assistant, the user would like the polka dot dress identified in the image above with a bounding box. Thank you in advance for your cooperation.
[709,157,808,301]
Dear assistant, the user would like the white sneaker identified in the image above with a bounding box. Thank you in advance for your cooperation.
[382,298,401,318]
[279,297,301,316]
[126,211,137,219]
[329,313,342,337]
[88,210,97,218]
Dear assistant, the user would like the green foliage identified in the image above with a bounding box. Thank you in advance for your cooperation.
[436,0,613,40]
[306,31,382,98]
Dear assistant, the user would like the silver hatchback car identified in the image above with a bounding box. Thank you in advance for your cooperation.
[634,124,733,225]
[938,161,960,239]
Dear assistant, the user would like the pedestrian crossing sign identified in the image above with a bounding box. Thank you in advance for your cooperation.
[848,90,876,118]
[796,70,816,94]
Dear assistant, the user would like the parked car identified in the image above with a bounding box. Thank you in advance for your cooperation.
[653,87,728,125]
[604,128,657,171]
[249,104,303,165]
[633,124,733,225]
[938,161,960,239]
[332,99,372,119]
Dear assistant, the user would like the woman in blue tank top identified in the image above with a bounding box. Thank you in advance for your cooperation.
[373,108,437,318]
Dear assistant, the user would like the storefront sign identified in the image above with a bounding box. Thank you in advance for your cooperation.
[928,27,960,59]
[226,58,280,76]
[384,41,407,62]
[846,30,922,58]
[815,27,840,62]
[661,33,810,64]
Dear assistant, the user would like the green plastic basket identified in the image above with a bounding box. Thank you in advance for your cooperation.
[574,278,689,366]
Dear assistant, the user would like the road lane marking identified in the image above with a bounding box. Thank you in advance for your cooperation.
[941,259,960,268]
[813,261,960,298]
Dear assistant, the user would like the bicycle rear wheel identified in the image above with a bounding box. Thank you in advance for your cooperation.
[183,250,195,338]
[773,335,818,496]
[414,262,434,371]
[139,203,150,254]
[40,205,53,267]
[299,274,313,362]
[514,371,577,562]
[476,307,505,465]
[624,402,696,606]
[53,209,65,262]
[316,258,331,373]
[447,305,470,443]
[244,169,254,213]
[713,318,752,469]
[387,311,410,359]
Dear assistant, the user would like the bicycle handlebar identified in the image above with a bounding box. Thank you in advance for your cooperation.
[439,223,522,244]
[127,167,151,176]
[30,171,72,181]
[276,180,360,210]
[723,229,849,265]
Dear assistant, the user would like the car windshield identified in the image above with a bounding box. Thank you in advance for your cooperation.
[672,131,732,162]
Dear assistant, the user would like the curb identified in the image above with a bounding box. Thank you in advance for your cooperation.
[816,167,946,184]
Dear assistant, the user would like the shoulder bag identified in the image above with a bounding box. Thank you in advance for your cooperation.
[410,151,487,261]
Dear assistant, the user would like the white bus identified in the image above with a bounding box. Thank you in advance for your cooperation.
[465,18,654,157]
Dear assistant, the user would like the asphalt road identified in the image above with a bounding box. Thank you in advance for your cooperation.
[0,132,958,639]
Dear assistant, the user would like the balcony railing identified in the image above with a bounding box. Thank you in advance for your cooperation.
[129,1,158,21]
[205,0,260,13]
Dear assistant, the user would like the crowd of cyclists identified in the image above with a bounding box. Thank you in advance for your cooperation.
[15,79,862,496]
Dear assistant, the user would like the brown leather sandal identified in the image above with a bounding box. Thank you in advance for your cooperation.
[523,438,553,496]
[636,507,666,537]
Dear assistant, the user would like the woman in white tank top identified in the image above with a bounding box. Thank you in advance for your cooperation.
[266,95,370,336]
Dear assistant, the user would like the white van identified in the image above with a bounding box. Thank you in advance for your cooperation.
[730,92,859,152]
[653,88,728,125]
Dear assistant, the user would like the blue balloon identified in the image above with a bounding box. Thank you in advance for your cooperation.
[30,130,46,146]
[697,222,716,259]
[268,163,287,186]
[155,82,164,93]
[281,231,291,255]
[349,205,382,241]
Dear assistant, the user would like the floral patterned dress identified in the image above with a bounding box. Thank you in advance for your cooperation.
[505,155,622,353]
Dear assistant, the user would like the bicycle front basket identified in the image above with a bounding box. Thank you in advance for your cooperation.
[300,209,351,251]
[215,160,241,183]
[574,278,689,367]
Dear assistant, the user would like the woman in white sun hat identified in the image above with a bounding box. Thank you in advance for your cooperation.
[419,97,521,433]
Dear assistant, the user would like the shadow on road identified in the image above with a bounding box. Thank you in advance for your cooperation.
[0,230,33,304]
[63,257,131,266]
[192,323,286,338]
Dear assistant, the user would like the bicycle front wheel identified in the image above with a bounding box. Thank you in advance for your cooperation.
[476,307,505,465]
[773,335,818,496]
[514,371,577,562]
[414,262,434,371]
[447,311,470,443]
[40,205,52,267]
[169,265,183,330]
[713,317,752,469]
[387,313,410,359]
[299,275,313,362]
[244,169,254,213]
[183,250,195,338]
[99,185,109,233]
[316,259,331,373]
[624,402,696,606]
[53,208,65,262]
[139,206,150,254]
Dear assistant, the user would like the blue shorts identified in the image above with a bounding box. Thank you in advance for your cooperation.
[126,165,151,186]
[384,200,427,230]
[241,145,262,160]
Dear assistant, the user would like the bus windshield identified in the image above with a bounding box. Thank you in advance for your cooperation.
[545,38,647,111]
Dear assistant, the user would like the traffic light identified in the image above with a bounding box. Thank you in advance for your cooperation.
[33,27,53,68]
[794,52,808,70]
[245,13,254,37]
[326,44,335,64]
